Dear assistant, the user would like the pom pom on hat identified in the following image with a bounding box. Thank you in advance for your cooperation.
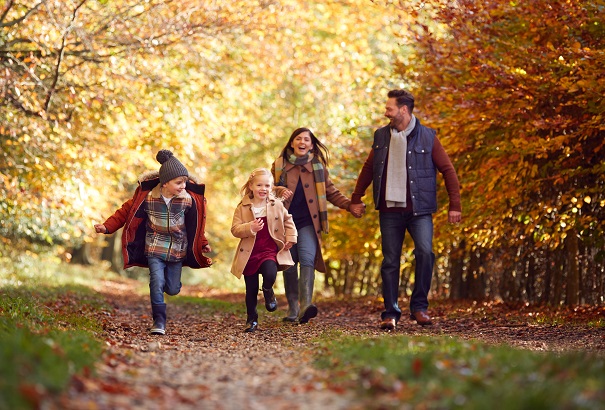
[156,149,188,184]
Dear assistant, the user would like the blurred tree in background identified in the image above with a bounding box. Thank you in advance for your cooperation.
[2,0,603,305]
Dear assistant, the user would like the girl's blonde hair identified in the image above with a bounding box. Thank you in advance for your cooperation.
[240,167,273,198]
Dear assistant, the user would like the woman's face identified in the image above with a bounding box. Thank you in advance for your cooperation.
[290,131,314,157]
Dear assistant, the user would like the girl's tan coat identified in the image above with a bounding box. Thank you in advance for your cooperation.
[230,194,297,279]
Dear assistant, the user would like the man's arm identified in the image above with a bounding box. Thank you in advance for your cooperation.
[351,149,375,204]
[432,137,461,223]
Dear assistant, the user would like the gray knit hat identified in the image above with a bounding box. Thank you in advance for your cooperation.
[156,149,188,184]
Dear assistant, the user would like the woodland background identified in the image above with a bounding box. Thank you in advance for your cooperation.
[1,0,604,306]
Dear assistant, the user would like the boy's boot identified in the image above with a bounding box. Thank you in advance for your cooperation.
[282,266,299,322]
[297,266,318,324]
[150,303,167,335]
[262,287,278,312]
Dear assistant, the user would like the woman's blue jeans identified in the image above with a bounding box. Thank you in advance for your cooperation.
[379,212,435,321]
[288,224,318,269]
[147,257,183,305]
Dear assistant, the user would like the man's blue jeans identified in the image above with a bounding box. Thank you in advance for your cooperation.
[147,257,183,305]
[379,212,435,322]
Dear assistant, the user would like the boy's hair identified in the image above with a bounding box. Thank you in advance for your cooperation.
[240,168,272,198]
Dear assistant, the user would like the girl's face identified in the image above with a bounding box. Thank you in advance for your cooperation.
[249,174,272,200]
[290,131,314,157]
[162,177,187,197]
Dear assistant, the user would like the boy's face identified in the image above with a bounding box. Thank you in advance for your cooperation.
[162,177,187,197]
[249,174,272,201]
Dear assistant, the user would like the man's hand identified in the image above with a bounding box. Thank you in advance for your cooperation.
[448,211,461,224]
[349,203,366,218]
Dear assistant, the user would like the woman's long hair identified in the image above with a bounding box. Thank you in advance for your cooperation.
[280,127,330,167]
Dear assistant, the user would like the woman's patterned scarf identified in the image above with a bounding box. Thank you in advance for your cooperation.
[274,148,329,233]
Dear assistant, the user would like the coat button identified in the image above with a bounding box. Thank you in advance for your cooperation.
[313,214,317,218]
[309,199,314,203]
[239,248,244,252]
[305,184,309,188]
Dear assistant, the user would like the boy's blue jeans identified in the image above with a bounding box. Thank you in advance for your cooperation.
[147,257,183,305]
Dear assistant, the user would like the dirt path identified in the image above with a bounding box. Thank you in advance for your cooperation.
[47,278,605,409]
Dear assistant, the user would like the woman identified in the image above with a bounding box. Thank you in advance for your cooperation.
[272,127,355,323]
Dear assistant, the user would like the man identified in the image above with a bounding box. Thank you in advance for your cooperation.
[349,89,461,329]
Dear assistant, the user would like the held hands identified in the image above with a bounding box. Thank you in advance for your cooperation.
[202,245,212,253]
[250,218,264,233]
[349,203,366,218]
[94,224,107,234]
[283,241,294,251]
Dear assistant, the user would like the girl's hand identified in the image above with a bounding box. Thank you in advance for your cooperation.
[283,241,294,251]
[250,218,264,233]
[202,244,212,253]
[94,224,107,234]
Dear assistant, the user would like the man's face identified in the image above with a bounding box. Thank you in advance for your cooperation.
[385,98,407,129]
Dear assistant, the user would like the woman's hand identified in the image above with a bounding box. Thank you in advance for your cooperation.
[280,189,294,201]
[202,244,212,253]
[283,241,294,251]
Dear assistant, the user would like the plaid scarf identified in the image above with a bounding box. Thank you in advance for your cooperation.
[274,149,329,233]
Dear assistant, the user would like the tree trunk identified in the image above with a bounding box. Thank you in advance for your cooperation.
[565,228,580,305]
[71,242,94,265]
[100,231,124,274]
[449,241,465,300]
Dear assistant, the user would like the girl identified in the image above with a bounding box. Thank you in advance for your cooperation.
[230,168,297,332]
[272,128,355,323]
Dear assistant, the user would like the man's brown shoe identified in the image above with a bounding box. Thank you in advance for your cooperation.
[410,310,432,326]
[380,317,396,330]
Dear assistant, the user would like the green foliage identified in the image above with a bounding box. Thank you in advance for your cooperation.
[315,334,605,409]
[172,295,244,315]
[0,289,104,410]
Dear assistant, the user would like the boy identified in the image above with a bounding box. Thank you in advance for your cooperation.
[95,149,212,335]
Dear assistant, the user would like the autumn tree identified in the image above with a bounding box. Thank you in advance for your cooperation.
[392,0,605,305]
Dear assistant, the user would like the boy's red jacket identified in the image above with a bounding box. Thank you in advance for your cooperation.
[102,171,212,269]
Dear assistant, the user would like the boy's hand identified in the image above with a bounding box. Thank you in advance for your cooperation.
[94,224,107,234]
[202,245,212,253]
